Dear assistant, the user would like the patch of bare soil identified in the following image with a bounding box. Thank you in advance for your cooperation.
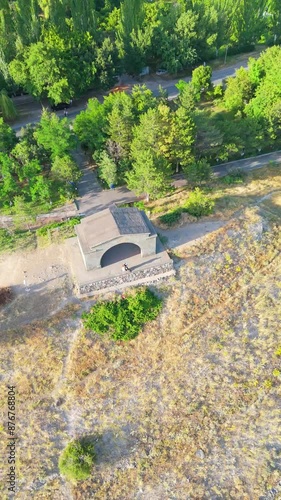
[0,242,74,330]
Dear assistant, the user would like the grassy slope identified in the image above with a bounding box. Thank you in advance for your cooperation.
[148,163,281,228]
[0,201,280,498]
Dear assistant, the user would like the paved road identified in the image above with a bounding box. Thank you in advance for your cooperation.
[12,56,256,133]
[72,150,138,217]
[155,62,250,100]
[212,150,281,177]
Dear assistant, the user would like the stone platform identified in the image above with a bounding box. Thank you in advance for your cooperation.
[65,237,175,296]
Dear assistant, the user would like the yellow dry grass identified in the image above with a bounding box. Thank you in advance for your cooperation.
[0,206,280,499]
[148,163,281,227]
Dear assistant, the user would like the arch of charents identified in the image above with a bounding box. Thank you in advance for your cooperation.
[75,205,157,271]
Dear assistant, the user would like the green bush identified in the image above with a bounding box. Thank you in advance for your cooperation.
[183,188,214,217]
[59,439,95,482]
[221,168,246,185]
[82,288,162,341]
[36,217,81,237]
[159,209,182,226]
[133,200,146,210]
[184,158,212,186]
[0,228,35,253]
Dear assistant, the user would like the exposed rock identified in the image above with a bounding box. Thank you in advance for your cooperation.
[79,262,174,294]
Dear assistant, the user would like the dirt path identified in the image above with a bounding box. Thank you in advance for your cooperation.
[0,243,73,330]
[157,219,228,251]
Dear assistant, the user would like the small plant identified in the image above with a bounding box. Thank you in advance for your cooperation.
[183,188,214,217]
[82,288,162,341]
[58,439,95,482]
[159,209,182,226]
[36,217,81,237]
[273,369,281,377]
[221,168,246,185]
[275,347,281,357]
[133,200,146,211]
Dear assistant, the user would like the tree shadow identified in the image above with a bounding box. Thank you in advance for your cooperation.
[81,427,138,466]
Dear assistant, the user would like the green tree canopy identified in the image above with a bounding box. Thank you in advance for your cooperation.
[127,149,171,201]
[0,119,17,153]
[59,439,95,483]
[34,110,75,159]
[73,98,107,153]
[96,150,118,187]
[191,65,213,96]
[224,67,254,113]
[0,90,17,121]
[51,155,81,183]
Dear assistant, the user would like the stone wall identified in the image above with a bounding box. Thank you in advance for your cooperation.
[78,262,174,295]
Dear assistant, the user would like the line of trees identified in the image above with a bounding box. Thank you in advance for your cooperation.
[0,0,280,106]
[1,46,281,212]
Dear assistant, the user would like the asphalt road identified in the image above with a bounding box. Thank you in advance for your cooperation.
[12,56,254,133]
[212,150,281,177]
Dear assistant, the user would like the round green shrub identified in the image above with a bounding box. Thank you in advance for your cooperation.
[59,439,95,482]
[82,288,162,341]
[183,188,214,217]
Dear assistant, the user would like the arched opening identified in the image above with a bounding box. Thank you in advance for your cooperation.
[100,243,141,268]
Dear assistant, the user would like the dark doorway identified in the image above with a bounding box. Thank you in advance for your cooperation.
[100,243,141,267]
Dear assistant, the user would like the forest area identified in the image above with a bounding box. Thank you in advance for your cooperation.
[0,0,280,106]
[2,44,281,215]
[1,0,281,217]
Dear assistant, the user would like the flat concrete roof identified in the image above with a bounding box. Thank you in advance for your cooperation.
[75,206,153,253]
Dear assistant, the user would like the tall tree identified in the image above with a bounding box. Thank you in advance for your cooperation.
[224,67,254,113]
[0,90,17,120]
[68,0,96,34]
[0,0,16,73]
[34,110,75,159]
[107,92,134,159]
[9,28,98,103]
[73,98,107,152]
[126,150,171,201]
[170,106,195,171]
[0,118,17,152]
[14,0,41,46]
[118,0,145,74]
[191,65,213,97]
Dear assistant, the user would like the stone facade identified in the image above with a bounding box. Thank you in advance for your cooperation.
[78,262,175,295]
[75,206,157,271]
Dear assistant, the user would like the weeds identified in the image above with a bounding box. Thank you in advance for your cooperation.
[36,216,81,238]
[220,168,246,185]
[0,228,36,253]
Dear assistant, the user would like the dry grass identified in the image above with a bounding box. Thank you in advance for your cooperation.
[147,163,281,228]
[1,206,281,499]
